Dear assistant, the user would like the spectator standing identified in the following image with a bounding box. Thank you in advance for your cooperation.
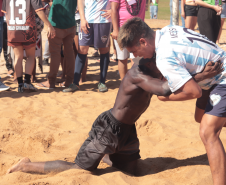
[150,0,158,19]
[170,0,185,27]
[216,0,226,44]
[0,0,10,92]
[36,0,77,89]
[195,0,222,43]
[1,0,55,92]
[63,0,112,93]
[2,15,14,77]
[110,0,146,80]
[42,0,52,66]
[181,0,198,30]
[74,9,88,83]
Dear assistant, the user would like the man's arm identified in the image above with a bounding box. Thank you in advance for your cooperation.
[133,71,172,96]
[78,0,89,34]
[158,78,202,101]
[157,60,223,101]
[36,10,55,38]
[193,60,224,82]
[195,0,222,15]
[111,2,119,40]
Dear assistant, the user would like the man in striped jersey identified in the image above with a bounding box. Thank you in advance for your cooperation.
[63,0,112,93]
[118,17,226,185]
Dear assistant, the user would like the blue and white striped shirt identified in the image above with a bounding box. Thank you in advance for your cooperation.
[85,0,111,23]
[155,25,226,92]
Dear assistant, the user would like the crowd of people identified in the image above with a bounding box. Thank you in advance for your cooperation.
[0,0,225,93]
[2,0,226,185]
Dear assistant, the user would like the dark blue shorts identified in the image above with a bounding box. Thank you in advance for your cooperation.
[204,84,226,117]
[78,23,112,48]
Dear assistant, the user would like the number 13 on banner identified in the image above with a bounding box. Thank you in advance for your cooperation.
[9,0,26,25]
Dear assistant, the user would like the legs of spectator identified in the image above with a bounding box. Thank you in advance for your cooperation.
[118,59,128,80]
[13,46,24,78]
[179,1,185,27]
[3,21,13,76]
[98,47,110,92]
[150,5,153,19]
[0,17,3,54]
[111,38,118,62]
[153,5,158,19]
[73,45,89,86]
[216,18,226,44]
[170,0,173,25]
[43,39,50,65]
[63,45,89,93]
[185,16,197,31]
[150,5,158,19]
[31,59,37,83]
[13,46,25,92]
[62,29,75,87]
[74,34,88,83]
[36,28,63,89]
[99,47,110,84]
[24,46,36,76]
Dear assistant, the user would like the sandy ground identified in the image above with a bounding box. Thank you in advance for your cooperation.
[1,19,226,185]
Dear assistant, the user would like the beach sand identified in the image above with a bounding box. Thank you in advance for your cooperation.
[1,19,226,185]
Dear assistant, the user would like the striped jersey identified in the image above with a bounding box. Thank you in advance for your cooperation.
[1,0,44,43]
[155,25,226,92]
[85,0,111,23]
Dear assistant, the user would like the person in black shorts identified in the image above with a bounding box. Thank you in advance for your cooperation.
[195,0,222,43]
[6,57,222,175]
[181,0,198,30]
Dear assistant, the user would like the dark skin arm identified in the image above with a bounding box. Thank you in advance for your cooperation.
[193,60,224,82]
[133,71,171,96]
[133,60,223,97]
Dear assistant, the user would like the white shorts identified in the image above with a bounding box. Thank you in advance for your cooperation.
[114,39,142,63]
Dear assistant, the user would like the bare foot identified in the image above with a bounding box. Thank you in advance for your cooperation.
[36,81,54,89]
[7,69,14,77]
[6,157,31,174]
[56,78,65,83]
[102,155,112,166]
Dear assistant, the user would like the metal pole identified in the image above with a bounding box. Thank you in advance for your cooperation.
[173,0,179,25]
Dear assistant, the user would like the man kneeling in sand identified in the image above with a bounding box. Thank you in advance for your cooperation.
[7,57,222,175]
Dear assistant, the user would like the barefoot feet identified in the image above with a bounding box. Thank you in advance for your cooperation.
[102,155,113,166]
[6,157,31,174]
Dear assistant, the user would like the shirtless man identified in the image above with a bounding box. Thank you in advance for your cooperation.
[6,57,222,175]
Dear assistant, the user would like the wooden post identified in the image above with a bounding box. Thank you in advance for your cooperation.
[173,0,179,25]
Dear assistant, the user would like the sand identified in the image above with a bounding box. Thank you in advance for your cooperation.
[1,19,226,185]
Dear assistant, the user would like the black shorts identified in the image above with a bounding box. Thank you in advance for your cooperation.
[75,110,140,171]
[185,5,198,17]
[196,88,212,110]
[75,19,80,35]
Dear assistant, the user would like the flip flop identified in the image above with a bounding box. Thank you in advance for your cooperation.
[35,83,54,89]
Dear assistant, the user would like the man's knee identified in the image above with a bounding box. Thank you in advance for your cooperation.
[78,46,89,54]
[199,123,220,145]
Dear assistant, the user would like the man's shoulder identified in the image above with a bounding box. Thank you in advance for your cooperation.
[126,65,145,83]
